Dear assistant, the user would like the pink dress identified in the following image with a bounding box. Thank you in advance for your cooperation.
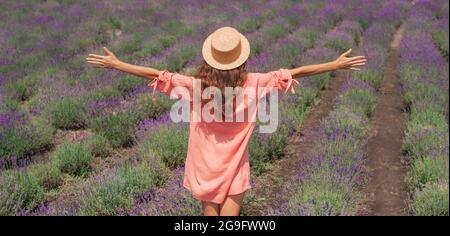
[149,69,298,204]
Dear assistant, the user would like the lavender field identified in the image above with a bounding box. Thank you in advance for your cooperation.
[0,0,448,216]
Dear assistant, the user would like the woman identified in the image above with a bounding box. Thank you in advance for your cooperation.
[87,27,366,216]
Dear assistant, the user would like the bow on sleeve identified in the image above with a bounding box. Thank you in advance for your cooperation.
[273,68,300,94]
[148,70,173,99]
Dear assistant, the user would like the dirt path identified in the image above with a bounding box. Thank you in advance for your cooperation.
[356,24,409,216]
[245,72,348,215]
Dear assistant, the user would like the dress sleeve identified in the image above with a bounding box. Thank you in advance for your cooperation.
[255,68,299,96]
[148,70,193,100]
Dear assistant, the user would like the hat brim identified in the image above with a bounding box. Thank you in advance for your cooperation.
[202,33,250,70]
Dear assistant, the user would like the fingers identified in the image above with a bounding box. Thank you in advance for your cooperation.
[344,62,365,70]
[88,54,105,59]
[87,61,105,67]
[341,48,352,57]
[86,58,105,67]
[103,47,113,55]
[86,58,104,64]
[348,55,366,61]
[347,59,366,65]
[346,59,366,64]
[345,63,365,70]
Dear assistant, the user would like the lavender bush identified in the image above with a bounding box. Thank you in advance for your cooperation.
[399,1,449,215]
[51,142,93,177]
[0,170,44,215]
[269,1,407,215]
[79,159,168,216]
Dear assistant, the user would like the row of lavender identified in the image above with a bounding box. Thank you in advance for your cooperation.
[0,0,338,215]
[398,0,449,216]
[269,0,410,215]
[0,0,299,215]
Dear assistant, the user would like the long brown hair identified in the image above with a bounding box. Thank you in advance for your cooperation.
[195,60,247,93]
[195,60,248,120]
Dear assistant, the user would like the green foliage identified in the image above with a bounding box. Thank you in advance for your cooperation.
[91,86,122,100]
[6,73,39,101]
[403,111,448,160]
[67,36,93,55]
[407,109,448,133]
[297,29,321,49]
[406,156,449,191]
[281,90,317,131]
[159,35,177,48]
[249,126,288,175]
[48,97,87,129]
[29,162,64,191]
[52,143,93,176]
[116,35,144,55]
[135,35,177,57]
[90,110,139,148]
[410,180,449,216]
[286,179,348,216]
[313,73,332,91]
[274,43,304,68]
[114,76,142,96]
[108,16,122,30]
[26,94,40,111]
[163,19,181,31]
[80,159,168,215]
[399,64,422,88]
[352,69,382,90]
[118,160,168,196]
[0,128,34,157]
[166,46,197,72]
[139,126,188,169]
[404,84,442,110]
[0,116,54,158]
[80,175,132,216]
[337,89,375,117]
[431,29,449,60]
[324,109,369,140]
[135,94,171,120]
[323,37,352,54]
[3,98,20,112]
[136,44,163,58]
[84,134,112,157]
[265,25,288,41]
[0,170,44,215]
[316,134,362,174]
[29,117,55,152]
[238,17,263,33]
[94,22,109,45]
[0,53,44,76]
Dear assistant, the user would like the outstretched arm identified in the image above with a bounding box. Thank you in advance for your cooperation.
[87,47,193,98]
[86,47,160,80]
[289,48,366,78]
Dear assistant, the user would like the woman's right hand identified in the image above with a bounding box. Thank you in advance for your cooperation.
[86,47,120,69]
[333,48,366,71]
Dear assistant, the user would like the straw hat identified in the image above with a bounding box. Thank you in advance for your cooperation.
[202,27,250,70]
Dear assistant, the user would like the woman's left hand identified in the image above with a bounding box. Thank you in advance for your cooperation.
[333,48,367,71]
[86,47,120,69]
